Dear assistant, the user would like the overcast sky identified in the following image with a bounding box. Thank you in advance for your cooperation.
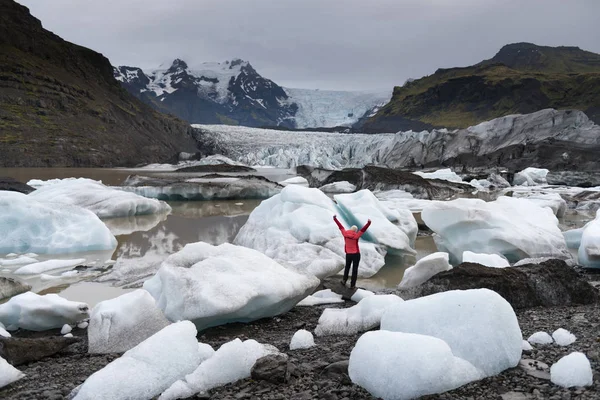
[17,0,600,91]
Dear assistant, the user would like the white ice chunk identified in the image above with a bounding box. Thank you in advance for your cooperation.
[159,339,279,400]
[513,167,549,186]
[73,321,202,400]
[290,329,315,350]
[14,258,86,275]
[280,176,309,187]
[319,181,357,193]
[578,210,600,268]
[512,192,567,218]
[550,352,593,388]
[422,196,570,264]
[77,321,89,329]
[88,289,170,354]
[552,328,576,346]
[381,289,522,376]
[197,343,215,361]
[349,331,482,399]
[335,190,418,251]
[234,185,388,278]
[0,356,24,389]
[413,168,464,183]
[522,340,533,351]
[399,252,452,289]
[0,322,10,338]
[0,191,117,255]
[63,333,73,338]
[564,227,585,250]
[143,242,319,331]
[296,289,344,306]
[315,294,404,336]
[527,331,553,345]
[61,324,72,335]
[0,292,89,331]
[462,251,510,268]
[28,178,171,218]
[350,288,374,302]
[0,256,38,266]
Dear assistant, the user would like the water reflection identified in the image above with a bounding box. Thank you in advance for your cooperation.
[103,213,168,236]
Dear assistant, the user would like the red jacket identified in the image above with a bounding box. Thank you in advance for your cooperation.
[333,216,371,254]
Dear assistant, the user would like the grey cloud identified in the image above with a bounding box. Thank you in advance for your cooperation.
[17,0,600,90]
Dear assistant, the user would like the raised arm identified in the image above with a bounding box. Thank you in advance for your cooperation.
[356,219,372,238]
[333,215,345,232]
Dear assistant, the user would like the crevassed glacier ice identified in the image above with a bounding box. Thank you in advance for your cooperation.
[462,251,510,268]
[578,210,600,268]
[0,292,89,331]
[143,242,319,331]
[160,338,278,400]
[314,294,404,336]
[88,289,170,354]
[413,168,464,183]
[421,196,570,264]
[0,191,117,255]
[233,185,389,278]
[334,190,418,251]
[28,178,171,218]
[398,252,452,289]
[73,321,202,400]
[381,289,522,376]
[349,331,482,400]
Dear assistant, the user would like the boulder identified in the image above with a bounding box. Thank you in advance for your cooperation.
[0,277,31,301]
[397,259,599,309]
[250,354,290,384]
[0,336,79,366]
[0,177,35,194]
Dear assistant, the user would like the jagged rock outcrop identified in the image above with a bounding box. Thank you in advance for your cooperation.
[0,0,197,167]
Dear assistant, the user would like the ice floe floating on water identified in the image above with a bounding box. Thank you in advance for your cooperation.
[0,191,117,255]
[28,178,172,218]
[280,176,309,187]
[381,289,522,377]
[88,289,170,354]
[421,196,570,264]
[0,292,89,331]
[413,168,464,183]
[513,167,549,186]
[319,181,356,193]
[461,251,510,268]
[73,321,202,400]
[550,352,593,388]
[349,330,483,399]
[160,338,279,400]
[143,242,319,331]
[315,294,404,336]
[527,331,553,345]
[290,329,315,350]
[0,255,38,266]
[398,252,452,289]
[552,328,576,346]
[13,258,86,275]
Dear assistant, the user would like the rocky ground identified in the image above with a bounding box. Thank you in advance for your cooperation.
[1,283,599,400]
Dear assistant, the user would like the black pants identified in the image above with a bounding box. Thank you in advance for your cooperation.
[343,253,361,288]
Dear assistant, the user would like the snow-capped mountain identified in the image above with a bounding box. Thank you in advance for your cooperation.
[114,59,390,129]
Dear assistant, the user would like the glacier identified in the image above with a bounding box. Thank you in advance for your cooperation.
[193,109,600,170]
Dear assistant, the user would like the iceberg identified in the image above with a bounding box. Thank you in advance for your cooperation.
[290,329,315,350]
[550,352,593,388]
[462,251,510,268]
[381,289,522,376]
[160,338,278,400]
[14,258,86,275]
[398,252,452,289]
[421,196,570,264]
[0,255,38,266]
[234,185,390,279]
[413,168,464,183]
[314,294,404,336]
[143,242,319,331]
[334,190,418,251]
[28,178,171,218]
[512,192,567,217]
[0,356,24,389]
[578,210,600,268]
[73,321,202,400]
[319,181,357,193]
[349,331,482,399]
[88,289,170,354]
[0,292,89,331]
[280,176,309,187]
[0,191,117,255]
[513,167,549,186]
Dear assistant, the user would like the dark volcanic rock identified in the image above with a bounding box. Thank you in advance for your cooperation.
[297,165,473,199]
[251,354,291,384]
[397,259,599,309]
[0,277,31,301]
[0,177,35,193]
[0,0,197,167]
[0,336,80,366]
[175,164,256,173]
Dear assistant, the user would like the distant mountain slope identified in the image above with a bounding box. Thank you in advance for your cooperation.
[363,43,600,132]
[0,0,197,167]
[115,60,389,129]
